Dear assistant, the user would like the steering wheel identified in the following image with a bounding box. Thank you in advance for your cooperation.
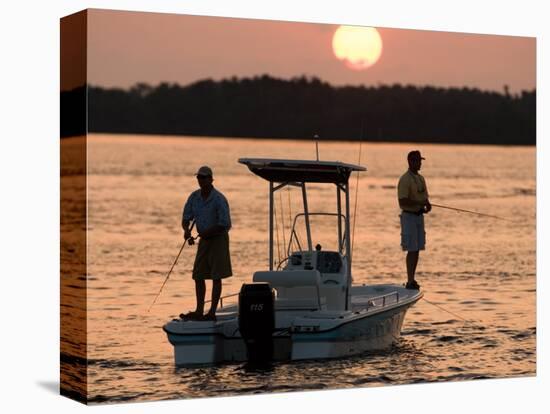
[277,257,290,270]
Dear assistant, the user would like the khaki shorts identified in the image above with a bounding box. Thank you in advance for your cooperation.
[192,232,233,280]
[400,212,426,252]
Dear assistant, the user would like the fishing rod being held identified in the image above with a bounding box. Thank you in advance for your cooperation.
[148,221,196,312]
[431,203,515,222]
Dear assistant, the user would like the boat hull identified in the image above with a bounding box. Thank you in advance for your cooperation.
[164,298,416,366]
[169,334,226,366]
[291,303,408,360]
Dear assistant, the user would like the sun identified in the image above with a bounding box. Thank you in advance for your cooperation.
[332,26,383,70]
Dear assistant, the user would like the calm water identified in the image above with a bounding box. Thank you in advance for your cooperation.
[62,134,536,404]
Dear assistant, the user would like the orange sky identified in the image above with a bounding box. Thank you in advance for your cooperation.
[82,8,535,93]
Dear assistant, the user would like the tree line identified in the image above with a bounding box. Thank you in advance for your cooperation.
[61,75,535,145]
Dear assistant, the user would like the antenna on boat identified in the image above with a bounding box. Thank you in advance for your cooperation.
[351,119,365,260]
[314,134,320,161]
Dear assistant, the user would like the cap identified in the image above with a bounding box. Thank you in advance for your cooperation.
[407,150,425,161]
[195,165,213,177]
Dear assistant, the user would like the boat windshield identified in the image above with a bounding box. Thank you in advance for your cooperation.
[284,212,347,259]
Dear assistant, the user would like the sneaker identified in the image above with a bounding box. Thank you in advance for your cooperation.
[179,311,202,320]
[405,280,421,290]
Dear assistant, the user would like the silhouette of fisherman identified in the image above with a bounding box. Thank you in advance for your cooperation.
[180,166,232,321]
[397,151,431,289]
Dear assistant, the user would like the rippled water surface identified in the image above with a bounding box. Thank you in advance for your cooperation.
[61,134,536,404]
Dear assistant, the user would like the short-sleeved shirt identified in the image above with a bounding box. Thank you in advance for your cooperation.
[182,188,231,234]
[397,170,429,213]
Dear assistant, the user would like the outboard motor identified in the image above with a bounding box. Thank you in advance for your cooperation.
[238,283,275,363]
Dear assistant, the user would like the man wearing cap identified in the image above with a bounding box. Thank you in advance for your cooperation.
[397,151,431,290]
[180,166,232,321]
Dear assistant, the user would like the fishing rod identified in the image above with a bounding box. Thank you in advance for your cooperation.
[431,203,514,222]
[148,221,196,312]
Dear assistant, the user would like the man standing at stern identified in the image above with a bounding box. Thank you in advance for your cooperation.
[181,166,232,321]
[397,151,431,290]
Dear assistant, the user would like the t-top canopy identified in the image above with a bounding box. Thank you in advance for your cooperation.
[238,158,366,184]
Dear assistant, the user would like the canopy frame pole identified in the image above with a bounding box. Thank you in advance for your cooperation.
[269,181,274,270]
[344,181,352,310]
[337,184,343,255]
[301,183,313,252]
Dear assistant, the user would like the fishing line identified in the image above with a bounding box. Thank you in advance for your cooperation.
[288,186,305,253]
[421,296,484,328]
[287,186,295,253]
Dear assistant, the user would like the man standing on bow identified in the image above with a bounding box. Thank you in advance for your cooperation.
[397,151,431,290]
[181,166,232,321]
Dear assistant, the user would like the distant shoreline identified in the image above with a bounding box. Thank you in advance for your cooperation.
[61,75,536,145]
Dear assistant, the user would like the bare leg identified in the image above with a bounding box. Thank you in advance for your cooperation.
[207,279,222,316]
[194,280,206,314]
[406,251,419,283]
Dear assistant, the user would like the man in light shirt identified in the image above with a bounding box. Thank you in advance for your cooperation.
[397,151,431,290]
[180,166,232,321]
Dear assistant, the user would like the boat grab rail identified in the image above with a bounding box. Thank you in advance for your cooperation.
[354,291,400,311]
[209,290,400,310]
[205,292,239,309]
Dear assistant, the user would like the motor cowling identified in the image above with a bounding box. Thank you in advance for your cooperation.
[238,283,275,363]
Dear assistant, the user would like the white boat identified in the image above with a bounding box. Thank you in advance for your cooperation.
[163,157,423,366]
